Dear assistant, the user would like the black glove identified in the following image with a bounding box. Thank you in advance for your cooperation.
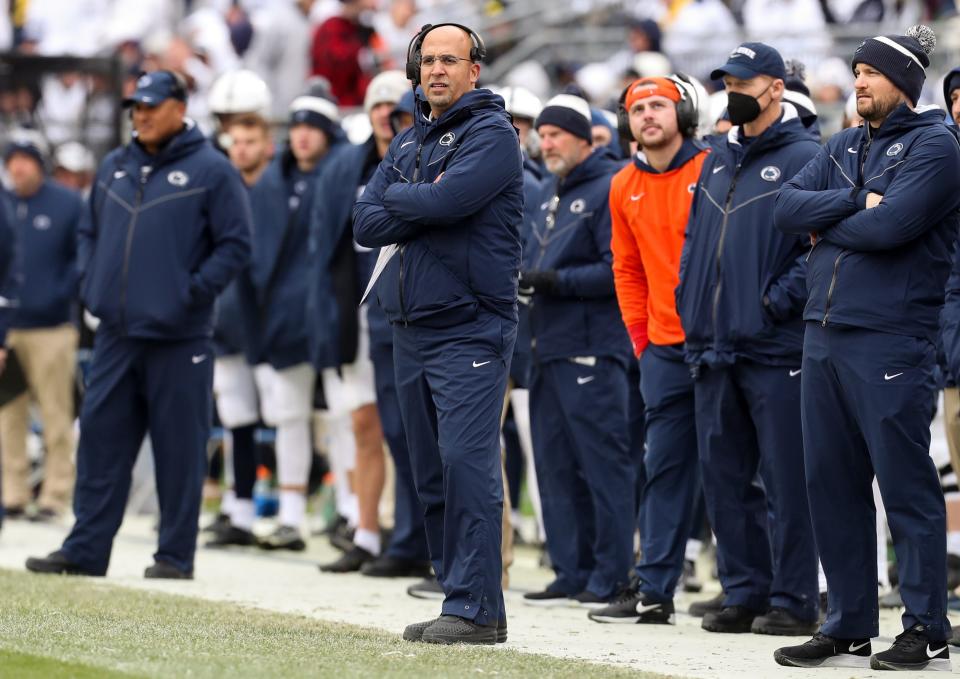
[519,270,559,295]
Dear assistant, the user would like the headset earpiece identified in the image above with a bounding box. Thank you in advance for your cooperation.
[669,73,699,138]
[404,22,487,86]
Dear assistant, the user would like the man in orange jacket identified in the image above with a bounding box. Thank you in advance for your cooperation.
[589,75,708,625]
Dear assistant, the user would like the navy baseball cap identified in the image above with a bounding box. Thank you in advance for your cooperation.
[123,71,187,107]
[710,42,786,82]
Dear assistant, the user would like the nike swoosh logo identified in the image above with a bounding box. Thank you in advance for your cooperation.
[848,641,870,653]
[400,140,416,149]
[630,194,644,201]
[926,644,945,658]
[192,355,207,364]
[636,603,662,614]
[577,376,595,385]
[472,360,491,368]
[847,147,858,154]
[789,369,801,377]
[712,165,725,174]
[114,170,126,179]
[884,372,903,381]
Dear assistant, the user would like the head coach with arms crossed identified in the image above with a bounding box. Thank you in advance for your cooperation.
[25,71,253,580]
[353,23,523,645]
[775,25,960,671]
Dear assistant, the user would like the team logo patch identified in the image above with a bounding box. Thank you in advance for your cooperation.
[760,166,781,182]
[570,198,586,214]
[167,170,189,187]
[113,170,127,179]
[687,182,697,194]
[137,74,152,88]
[289,195,300,211]
[294,179,308,195]
[33,214,52,230]
[730,46,757,60]
[886,142,903,157]
[439,132,456,147]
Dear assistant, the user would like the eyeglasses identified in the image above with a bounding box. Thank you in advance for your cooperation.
[420,54,472,68]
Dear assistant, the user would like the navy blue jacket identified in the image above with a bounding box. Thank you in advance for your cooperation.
[79,123,252,340]
[511,154,546,385]
[776,104,960,344]
[0,198,18,345]
[6,180,81,329]
[523,149,631,364]
[308,139,374,369]
[353,88,524,329]
[942,245,960,384]
[677,105,819,367]
[238,148,332,369]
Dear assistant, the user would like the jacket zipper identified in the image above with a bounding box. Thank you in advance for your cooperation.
[120,169,149,334]
[821,252,844,326]
[711,163,742,338]
[398,142,423,327]
[822,131,872,326]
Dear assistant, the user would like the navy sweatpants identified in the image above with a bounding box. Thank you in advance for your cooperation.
[530,356,635,599]
[393,311,514,626]
[369,339,428,562]
[803,322,949,640]
[61,329,213,575]
[695,359,818,622]
[635,344,699,603]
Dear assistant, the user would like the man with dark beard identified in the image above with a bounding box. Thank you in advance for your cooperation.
[775,25,960,672]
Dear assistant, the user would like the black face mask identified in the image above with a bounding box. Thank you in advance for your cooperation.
[726,83,772,126]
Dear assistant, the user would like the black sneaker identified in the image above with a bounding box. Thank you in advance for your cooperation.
[948,627,960,648]
[871,625,951,671]
[205,525,256,548]
[144,561,193,580]
[202,512,231,534]
[774,632,872,668]
[25,550,97,576]
[319,545,374,573]
[588,586,675,624]
[688,591,725,617]
[682,559,703,593]
[361,555,432,578]
[702,606,760,633]
[257,525,306,551]
[329,522,355,553]
[29,507,60,523]
[752,607,819,636]
[522,589,570,607]
[4,505,27,520]
[421,615,497,645]
[407,576,445,600]
[404,617,506,643]
[570,591,609,609]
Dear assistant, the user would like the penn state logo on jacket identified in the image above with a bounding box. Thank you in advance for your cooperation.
[167,170,190,187]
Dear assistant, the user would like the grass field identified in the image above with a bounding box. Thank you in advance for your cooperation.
[0,568,671,678]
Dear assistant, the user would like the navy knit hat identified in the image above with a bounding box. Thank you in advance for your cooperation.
[852,25,936,105]
[4,129,49,170]
[535,94,592,142]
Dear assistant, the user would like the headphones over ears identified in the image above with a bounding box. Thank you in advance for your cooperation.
[405,23,487,85]
[617,73,700,146]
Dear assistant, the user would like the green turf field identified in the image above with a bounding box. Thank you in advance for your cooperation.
[0,569,669,678]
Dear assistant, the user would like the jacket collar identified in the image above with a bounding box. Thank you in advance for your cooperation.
[632,138,705,174]
[864,103,946,143]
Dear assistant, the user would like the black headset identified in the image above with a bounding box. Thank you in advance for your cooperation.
[405,23,487,85]
[617,73,699,145]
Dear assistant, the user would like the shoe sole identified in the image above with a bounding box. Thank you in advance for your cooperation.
[25,558,96,576]
[570,601,608,610]
[405,626,506,643]
[702,621,754,634]
[752,623,819,637]
[421,632,497,645]
[257,541,306,552]
[589,613,675,625]
[773,651,871,669]
[407,589,445,600]
[870,657,951,672]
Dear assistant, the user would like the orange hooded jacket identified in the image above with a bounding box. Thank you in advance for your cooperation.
[610,140,708,356]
